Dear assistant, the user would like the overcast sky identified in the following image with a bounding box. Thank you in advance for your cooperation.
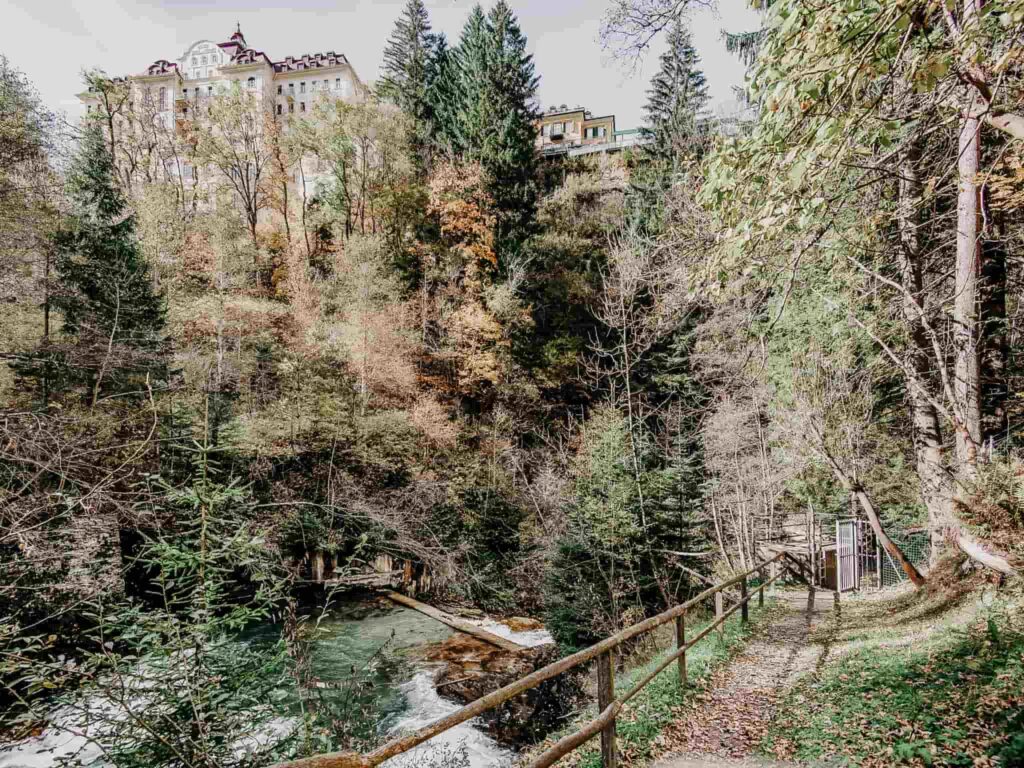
[0,0,761,129]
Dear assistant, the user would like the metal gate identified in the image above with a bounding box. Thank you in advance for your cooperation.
[837,520,858,592]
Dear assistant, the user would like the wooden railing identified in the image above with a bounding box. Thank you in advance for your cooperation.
[275,551,794,768]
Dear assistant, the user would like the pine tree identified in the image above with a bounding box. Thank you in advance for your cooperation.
[50,122,165,403]
[642,21,709,171]
[378,0,435,172]
[481,0,540,257]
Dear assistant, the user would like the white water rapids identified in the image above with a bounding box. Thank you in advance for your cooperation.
[0,611,552,768]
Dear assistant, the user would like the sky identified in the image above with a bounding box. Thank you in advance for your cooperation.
[0,0,762,129]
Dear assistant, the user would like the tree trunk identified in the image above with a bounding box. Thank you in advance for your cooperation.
[980,209,1008,449]
[953,0,984,477]
[897,147,954,563]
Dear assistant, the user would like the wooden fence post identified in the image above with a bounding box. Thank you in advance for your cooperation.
[741,576,749,623]
[715,592,724,641]
[758,566,765,607]
[674,613,686,688]
[597,650,617,768]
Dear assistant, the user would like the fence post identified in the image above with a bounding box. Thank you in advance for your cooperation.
[758,566,765,607]
[741,575,749,623]
[674,613,686,688]
[597,650,617,768]
[715,591,724,641]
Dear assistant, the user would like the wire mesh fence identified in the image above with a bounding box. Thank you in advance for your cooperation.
[879,530,931,588]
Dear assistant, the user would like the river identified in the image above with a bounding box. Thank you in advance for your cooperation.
[0,603,552,768]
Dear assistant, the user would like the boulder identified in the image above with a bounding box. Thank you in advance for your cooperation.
[425,635,586,746]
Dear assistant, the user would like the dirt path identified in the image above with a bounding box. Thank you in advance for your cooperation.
[652,589,834,768]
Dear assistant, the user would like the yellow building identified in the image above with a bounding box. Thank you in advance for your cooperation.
[536,107,616,153]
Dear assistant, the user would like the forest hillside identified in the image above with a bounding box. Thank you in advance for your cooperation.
[2,0,1024,766]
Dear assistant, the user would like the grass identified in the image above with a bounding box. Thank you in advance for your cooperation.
[527,595,781,768]
[763,574,1024,768]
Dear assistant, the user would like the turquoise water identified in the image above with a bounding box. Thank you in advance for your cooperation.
[0,604,517,768]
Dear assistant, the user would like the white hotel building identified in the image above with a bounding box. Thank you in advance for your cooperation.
[78,26,366,196]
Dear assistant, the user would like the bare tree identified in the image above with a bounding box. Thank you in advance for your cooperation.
[192,84,273,284]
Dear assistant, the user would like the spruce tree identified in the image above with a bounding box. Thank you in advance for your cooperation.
[426,33,462,156]
[642,21,709,171]
[453,4,492,159]
[481,0,540,257]
[378,0,436,172]
[51,122,165,402]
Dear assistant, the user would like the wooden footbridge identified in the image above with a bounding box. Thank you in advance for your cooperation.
[275,551,813,768]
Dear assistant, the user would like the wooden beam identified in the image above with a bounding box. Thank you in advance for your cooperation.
[385,591,523,652]
[597,651,617,768]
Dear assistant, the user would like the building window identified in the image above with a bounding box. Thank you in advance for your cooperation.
[335,78,341,90]
[192,57,197,65]
[289,102,294,113]
[277,104,282,115]
[288,83,294,93]
[247,76,256,89]
[202,55,208,65]
[323,79,329,90]
[277,84,282,95]
[182,106,188,117]
[159,86,167,109]
[300,102,306,112]
[550,122,564,135]
[300,81,306,93]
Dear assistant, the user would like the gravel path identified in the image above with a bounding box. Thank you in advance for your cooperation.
[652,589,835,768]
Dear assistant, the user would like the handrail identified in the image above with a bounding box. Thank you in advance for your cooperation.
[273,551,788,768]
